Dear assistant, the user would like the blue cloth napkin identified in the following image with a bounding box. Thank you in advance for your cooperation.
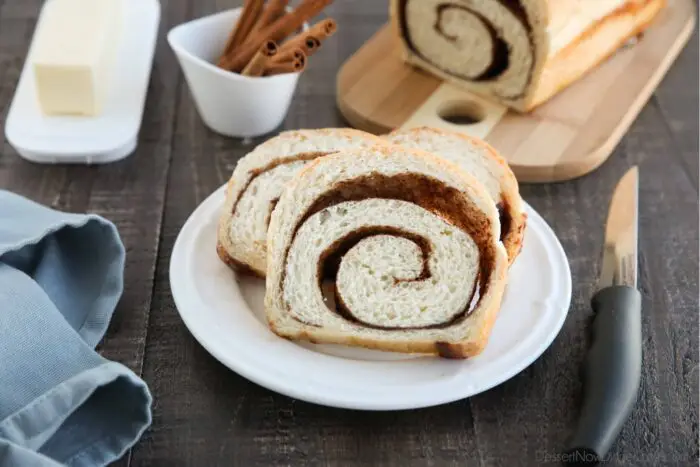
[0,190,152,467]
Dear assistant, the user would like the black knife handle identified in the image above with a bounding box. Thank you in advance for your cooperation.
[563,286,642,465]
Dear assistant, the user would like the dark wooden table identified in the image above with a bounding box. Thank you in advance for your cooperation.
[1,1,697,466]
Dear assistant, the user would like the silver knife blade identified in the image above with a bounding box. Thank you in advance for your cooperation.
[598,166,639,290]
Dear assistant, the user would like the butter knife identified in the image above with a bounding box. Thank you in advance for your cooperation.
[564,167,642,465]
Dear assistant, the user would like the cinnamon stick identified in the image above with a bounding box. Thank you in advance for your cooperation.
[219,0,264,65]
[264,54,306,75]
[220,0,333,72]
[276,33,319,57]
[270,47,305,64]
[275,18,335,58]
[249,0,289,36]
[305,17,337,40]
[295,36,320,56]
[242,40,278,76]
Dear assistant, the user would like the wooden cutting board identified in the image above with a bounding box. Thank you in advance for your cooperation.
[336,1,695,183]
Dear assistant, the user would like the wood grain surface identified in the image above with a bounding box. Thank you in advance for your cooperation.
[0,1,697,466]
[336,0,696,183]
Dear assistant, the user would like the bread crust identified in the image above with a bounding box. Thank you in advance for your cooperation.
[390,0,666,111]
[526,0,665,110]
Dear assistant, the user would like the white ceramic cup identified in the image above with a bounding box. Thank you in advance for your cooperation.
[168,8,301,138]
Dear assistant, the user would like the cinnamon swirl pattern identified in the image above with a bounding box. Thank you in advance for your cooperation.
[264,145,509,358]
[393,0,537,102]
[390,0,667,111]
[217,129,386,277]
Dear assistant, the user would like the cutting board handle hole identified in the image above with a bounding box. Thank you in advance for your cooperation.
[438,100,485,125]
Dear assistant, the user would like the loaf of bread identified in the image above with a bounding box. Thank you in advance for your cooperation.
[217,128,386,277]
[383,126,525,263]
[390,0,666,111]
[264,144,509,358]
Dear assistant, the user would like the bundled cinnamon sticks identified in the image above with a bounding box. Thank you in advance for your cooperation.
[217,0,337,77]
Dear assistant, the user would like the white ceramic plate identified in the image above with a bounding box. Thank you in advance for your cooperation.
[170,185,572,411]
[4,0,160,164]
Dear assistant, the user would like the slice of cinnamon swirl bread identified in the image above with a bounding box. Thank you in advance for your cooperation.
[390,0,666,111]
[217,128,386,277]
[383,127,525,263]
[265,144,509,359]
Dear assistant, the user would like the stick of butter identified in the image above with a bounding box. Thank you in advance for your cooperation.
[31,0,123,116]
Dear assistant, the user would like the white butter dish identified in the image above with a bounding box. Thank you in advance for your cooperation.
[4,0,160,164]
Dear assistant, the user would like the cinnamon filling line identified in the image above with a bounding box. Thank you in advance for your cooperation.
[496,201,511,243]
[265,198,280,228]
[434,4,510,81]
[229,152,330,215]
